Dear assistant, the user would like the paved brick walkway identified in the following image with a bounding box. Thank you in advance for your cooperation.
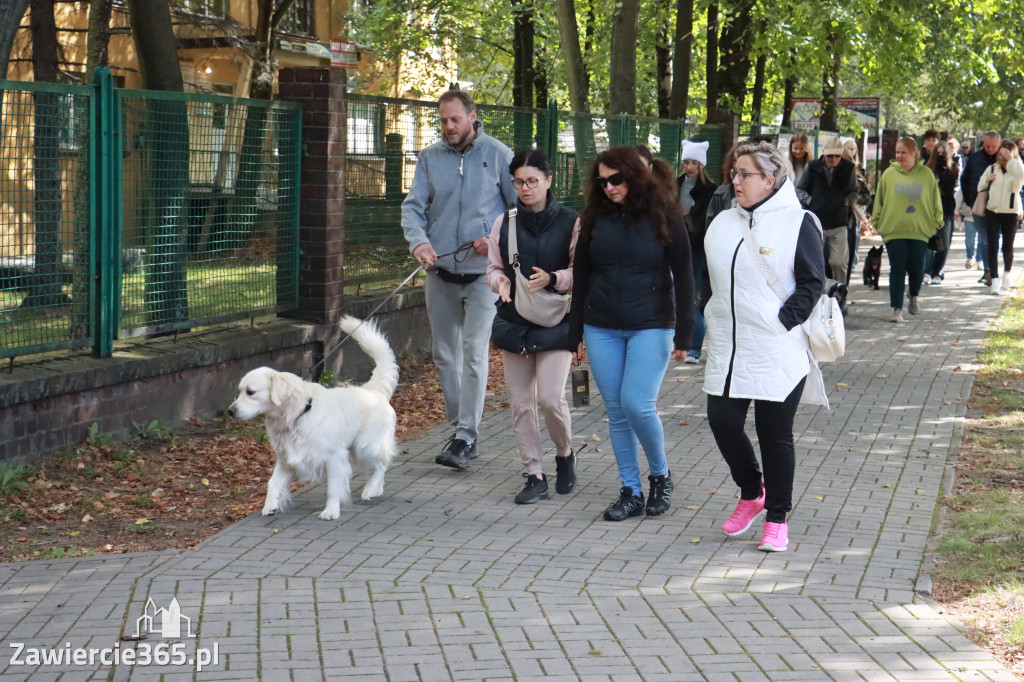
[1,239,1020,680]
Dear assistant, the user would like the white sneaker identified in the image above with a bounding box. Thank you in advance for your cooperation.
[890,308,904,323]
[923,274,932,284]
[966,258,975,270]
[1000,275,1010,291]
[990,277,1002,294]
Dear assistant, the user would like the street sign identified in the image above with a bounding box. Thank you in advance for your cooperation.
[331,41,358,69]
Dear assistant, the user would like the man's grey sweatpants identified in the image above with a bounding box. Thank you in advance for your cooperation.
[424,271,497,445]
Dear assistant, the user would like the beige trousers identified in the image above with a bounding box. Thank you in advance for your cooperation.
[502,349,574,475]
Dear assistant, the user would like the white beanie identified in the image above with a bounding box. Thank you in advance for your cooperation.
[681,140,709,166]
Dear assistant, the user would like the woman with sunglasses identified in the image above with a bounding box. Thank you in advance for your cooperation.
[569,146,694,521]
[487,148,581,504]
[703,141,827,552]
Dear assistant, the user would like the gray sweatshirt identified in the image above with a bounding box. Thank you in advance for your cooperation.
[401,121,516,275]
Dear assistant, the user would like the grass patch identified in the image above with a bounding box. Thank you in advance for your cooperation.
[930,289,1024,675]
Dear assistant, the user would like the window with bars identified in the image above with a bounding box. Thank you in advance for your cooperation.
[180,0,226,17]
[278,0,314,35]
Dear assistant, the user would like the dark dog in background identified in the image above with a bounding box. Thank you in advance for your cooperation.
[863,245,882,290]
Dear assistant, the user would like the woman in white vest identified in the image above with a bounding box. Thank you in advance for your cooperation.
[703,141,828,552]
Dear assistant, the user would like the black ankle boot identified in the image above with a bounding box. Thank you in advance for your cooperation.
[555,451,576,495]
[603,487,645,521]
[646,470,673,516]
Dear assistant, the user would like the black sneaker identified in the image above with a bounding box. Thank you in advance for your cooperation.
[435,434,470,471]
[466,440,479,460]
[603,487,645,521]
[514,474,548,504]
[646,470,673,516]
[555,451,577,495]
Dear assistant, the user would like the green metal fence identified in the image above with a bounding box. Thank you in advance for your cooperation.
[117,89,301,338]
[0,80,94,358]
[345,94,724,289]
[0,71,301,360]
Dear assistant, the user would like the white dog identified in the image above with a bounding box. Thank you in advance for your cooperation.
[228,316,399,520]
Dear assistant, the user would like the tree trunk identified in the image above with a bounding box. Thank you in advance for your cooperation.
[781,72,797,127]
[819,31,841,132]
[126,0,190,327]
[512,0,534,109]
[555,0,591,114]
[21,0,69,310]
[655,0,672,119]
[608,0,641,118]
[534,58,548,109]
[705,1,719,117]
[669,0,693,119]
[86,0,112,72]
[554,0,595,188]
[751,51,767,133]
[0,0,31,79]
[715,0,754,115]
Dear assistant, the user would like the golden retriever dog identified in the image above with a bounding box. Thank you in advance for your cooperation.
[228,316,399,520]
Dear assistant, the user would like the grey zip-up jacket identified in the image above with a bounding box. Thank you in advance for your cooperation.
[402,121,516,275]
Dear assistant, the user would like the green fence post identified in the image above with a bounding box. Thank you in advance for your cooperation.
[92,66,119,358]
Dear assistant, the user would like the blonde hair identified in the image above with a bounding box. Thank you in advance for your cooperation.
[734,141,793,187]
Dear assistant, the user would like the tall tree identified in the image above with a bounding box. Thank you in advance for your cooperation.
[22,0,68,309]
[715,0,755,115]
[819,29,841,131]
[705,1,719,116]
[126,0,190,327]
[669,0,694,119]
[85,0,112,73]
[0,0,31,77]
[654,0,672,119]
[608,0,641,116]
[750,51,767,131]
[512,0,535,108]
[556,0,592,113]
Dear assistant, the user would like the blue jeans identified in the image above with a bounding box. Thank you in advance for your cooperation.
[689,250,710,357]
[975,213,989,273]
[965,219,977,260]
[584,325,672,494]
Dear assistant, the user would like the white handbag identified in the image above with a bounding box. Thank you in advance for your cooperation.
[506,209,572,327]
[740,216,845,363]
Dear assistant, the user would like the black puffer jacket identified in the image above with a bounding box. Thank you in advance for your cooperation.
[491,194,579,354]
[796,156,858,228]
[676,175,718,251]
[569,211,694,350]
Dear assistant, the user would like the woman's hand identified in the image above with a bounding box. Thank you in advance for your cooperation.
[527,267,552,293]
[987,171,997,183]
[576,342,586,361]
[495,276,512,303]
[672,349,688,363]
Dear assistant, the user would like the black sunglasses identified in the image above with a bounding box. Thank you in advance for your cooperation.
[596,173,625,189]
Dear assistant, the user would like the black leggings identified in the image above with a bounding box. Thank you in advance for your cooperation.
[985,211,1018,279]
[707,378,805,524]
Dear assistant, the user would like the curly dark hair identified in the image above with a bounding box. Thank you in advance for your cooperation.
[580,146,684,246]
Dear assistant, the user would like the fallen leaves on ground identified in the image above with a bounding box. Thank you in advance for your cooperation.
[0,348,506,563]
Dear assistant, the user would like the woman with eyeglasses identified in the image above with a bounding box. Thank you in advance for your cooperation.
[703,141,827,552]
[487,148,582,504]
[569,146,694,521]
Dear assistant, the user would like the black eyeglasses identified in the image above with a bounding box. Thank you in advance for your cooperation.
[512,177,542,189]
[596,173,625,189]
[729,169,765,181]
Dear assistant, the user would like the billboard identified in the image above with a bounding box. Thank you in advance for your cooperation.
[790,97,880,132]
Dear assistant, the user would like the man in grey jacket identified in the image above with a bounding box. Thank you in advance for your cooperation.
[402,89,516,471]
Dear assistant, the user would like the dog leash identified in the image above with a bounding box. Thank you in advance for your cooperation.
[309,241,477,380]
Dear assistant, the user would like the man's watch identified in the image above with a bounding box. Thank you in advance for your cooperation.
[543,272,558,292]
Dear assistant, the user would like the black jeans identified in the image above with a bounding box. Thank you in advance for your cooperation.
[707,378,805,524]
[985,210,1018,278]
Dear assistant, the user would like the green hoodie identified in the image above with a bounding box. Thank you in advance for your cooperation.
[873,160,943,243]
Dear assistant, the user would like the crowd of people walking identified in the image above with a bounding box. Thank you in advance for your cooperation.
[402,87,1022,554]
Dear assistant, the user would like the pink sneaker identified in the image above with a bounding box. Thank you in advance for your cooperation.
[721,488,766,536]
[758,521,789,552]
